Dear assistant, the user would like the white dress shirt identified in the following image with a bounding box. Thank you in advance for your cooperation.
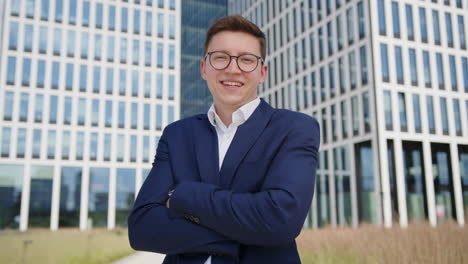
[203,97,261,264]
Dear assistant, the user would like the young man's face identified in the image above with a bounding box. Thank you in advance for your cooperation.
[201,31,268,111]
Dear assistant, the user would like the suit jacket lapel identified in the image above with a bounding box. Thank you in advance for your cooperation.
[193,115,220,185]
[219,99,275,188]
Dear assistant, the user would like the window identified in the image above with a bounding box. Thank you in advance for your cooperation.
[158,14,164,38]
[449,56,457,91]
[119,69,126,95]
[423,51,432,88]
[91,99,99,126]
[32,129,41,158]
[440,98,449,135]
[53,28,62,55]
[380,44,389,82]
[34,94,44,123]
[55,0,63,22]
[67,30,75,57]
[453,99,462,136]
[65,63,73,90]
[118,102,125,128]
[133,40,139,65]
[409,49,418,86]
[392,1,400,38]
[96,3,103,28]
[378,0,386,35]
[446,13,453,48]
[104,134,111,161]
[156,73,163,99]
[40,0,49,21]
[398,93,407,131]
[26,0,35,18]
[169,15,176,39]
[93,67,100,93]
[3,92,14,121]
[168,75,175,100]
[395,46,404,84]
[360,46,368,85]
[329,63,335,98]
[427,96,436,134]
[95,34,102,60]
[145,12,153,36]
[82,1,90,26]
[156,105,162,130]
[9,22,19,50]
[145,42,152,66]
[132,71,139,97]
[143,136,150,162]
[39,27,48,54]
[130,136,137,162]
[51,62,60,89]
[80,65,87,92]
[120,38,127,63]
[169,0,176,9]
[420,8,428,43]
[459,16,466,49]
[144,104,150,130]
[47,130,56,159]
[64,97,72,125]
[463,58,468,92]
[351,96,359,135]
[106,68,113,95]
[384,91,393,130]
[433,10,441,45]
[341,101,348,138]
[349,51,356,89]
[105,101,112,127]
[362,92,370,132]
[310,33,315,65]
[337,15,343,50]
[158,0,164,8]
[117,135,124,161]
[49,95,58,124]
[78,98,86,126]
[10,0,20,16]
[405,5,414,40]
[81,32,89,59]
[69,0,76,24]
[412,95,422,133]
[436,53,445,89]
[1,128,11,156]
[90,133,98,161]
[157,43,164,67]
[109,6,116,30]
[321,108,328,143]
[37,60,46,88]
[357,1,365,39]
[131,103,138,129]
[346,8,354,44]
[6,57,16,85]
[17,129,27,158]
[134,10,141,34]
[327,22,333,56]
[339,57,345,93]
[122,8,128,32]
[24,25,33,52]
[76,132,84,160]
[22,58,31,87]
[169,44,175,69]
[107,36,115,62]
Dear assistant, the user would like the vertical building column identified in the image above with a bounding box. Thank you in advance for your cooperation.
[328,149,337,227]
[108,167,116,229]
[372,137,383,226]
[312,183,318,229]
[422,140,437,227]
[50,164,61,230]
[20,164,31,231]
[393,138,408,228]
[135,167,142,198]
[80,166,90,230]
[379,138,392,228]
[450,143,465,226]
[349,143,359,228]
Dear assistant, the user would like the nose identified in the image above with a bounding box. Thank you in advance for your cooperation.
[224,57,242,73]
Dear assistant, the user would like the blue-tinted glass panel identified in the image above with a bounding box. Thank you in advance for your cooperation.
[378,0,386,35]
[463,58,468,92]
[26,0,35,18]
[433,10,441,45]
[3,92,14,121]
[82,1,90,26]
[24,25,34,52]
[119,69,126,95]
[453,99,462,136]
[119,102,125,128]
[116,169,135,227]
[22,58,31,86]
[395,46,404,84]
[20,93,29,122]
[6,57,16,85]
[89,168,109,227]
[133,40,139,65]
[449,56,457,91]
[67,30,75,57]
[40,0,49,21]
[51,62,60,89]
[121,8,128,32]
[134,10,140,34]
[405,5,414,40]
[143,136,150,162]
[106,68,113,94]
[91,99,99,126]
[168,106,174,124]
[32,129,41,158]
[65,63,73,90]
[158,14,164,38]
[169,45,175,69]
[423,51,432,88]
[357,1,365,39]
[145,42,151,66]
[37,60,46,88]
[0,164,23,228]
[8,22,19,50]
[120,38,127,63]
[145,12,152,36]
[49,95,58,124]
[55,0,63,22]
[157,43,164,67]
[93,67,100,93]
[76,132,84,160]
[384,91,392,130]
[59,167,81,227]
[392,2,400,38]
[132,71,138,97]
[360,46,368,85]
[95,34,102,60]
[436,53,445,89]
[427,96,436,133]
[90,133,98,160]
[80,65,87,92]
[69,0,76,24]
[47,130,56,159]
[409,49,417,86]
[156,105,162,130]
[78,98,86,125]
[169,15,176,39]
[459,16,466,49]
[96,3,103,28]
[446,13,453,47]
[109,6,116,30]
[380,44,389,82]
[53,28,61,55]
[17,129,26,158]
[1,128,11,157]
[10,0,20,16]
[64,97,72,125]
[130,136,137,162]
[107,36,115,62]
[29,166,53,227]
[131,103,138,129]
[144,104,150,129]
[39,27,47,54]
[117,135,124,161]
[168,75,175,100]
[420,8,428,43]
[440,98,449,135]
[413,95,421,133]
[104,134,111,161]
[105,101,112,127]
[81,32,89,58]
[34,94,44,123]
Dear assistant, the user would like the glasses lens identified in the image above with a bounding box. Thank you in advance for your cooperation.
[237,54,259,72]
[209,52,230,70]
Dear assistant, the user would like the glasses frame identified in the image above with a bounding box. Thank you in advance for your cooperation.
[205,51,264,73]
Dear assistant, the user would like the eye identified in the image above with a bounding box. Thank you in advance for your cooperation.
[240,55,256,64]
[212,53,229,61]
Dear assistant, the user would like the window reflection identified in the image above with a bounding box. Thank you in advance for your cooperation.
[0,164,23,229]
[29,166,53,227]
[88,168,109,228]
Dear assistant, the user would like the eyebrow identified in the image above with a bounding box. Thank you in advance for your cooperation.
[210,50,260,57]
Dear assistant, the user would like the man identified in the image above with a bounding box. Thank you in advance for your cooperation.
[128,15,320,264]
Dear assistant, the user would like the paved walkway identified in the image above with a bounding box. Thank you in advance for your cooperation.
[113,252,165,264]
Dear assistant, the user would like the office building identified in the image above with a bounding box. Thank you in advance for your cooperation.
[180,0,227,118]
[0,0,180,231]
[230,0,468,228]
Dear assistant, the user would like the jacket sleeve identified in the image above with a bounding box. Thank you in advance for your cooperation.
[127,127,240,258]
[168,116,320,246]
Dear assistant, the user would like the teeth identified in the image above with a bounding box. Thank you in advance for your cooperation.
[223,81,242,87]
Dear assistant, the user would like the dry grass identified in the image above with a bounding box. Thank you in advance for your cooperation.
[0,228,134,264]
[297,222,468,264]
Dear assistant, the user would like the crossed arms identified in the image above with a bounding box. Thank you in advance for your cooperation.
[128,115,320,259]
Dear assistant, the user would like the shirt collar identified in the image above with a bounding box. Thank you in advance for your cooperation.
[207,98,261,130]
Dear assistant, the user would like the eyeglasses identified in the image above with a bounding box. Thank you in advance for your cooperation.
[205,51,263,73]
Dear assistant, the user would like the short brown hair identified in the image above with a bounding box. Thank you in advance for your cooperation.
[204,14,267,60]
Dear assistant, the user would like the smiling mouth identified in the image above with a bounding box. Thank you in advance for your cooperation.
[221,81,244,87]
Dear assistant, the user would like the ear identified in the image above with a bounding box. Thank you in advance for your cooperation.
[200,59,207,80]
[259,63,268,84]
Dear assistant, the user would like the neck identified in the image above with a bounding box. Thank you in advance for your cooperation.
[214,105,235,127]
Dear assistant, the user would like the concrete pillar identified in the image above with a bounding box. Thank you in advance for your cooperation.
[450,143,465,226]
[108,167,116,230]
[50,164,61,230]
[393,138,408,228]
[80,166,89,230]
[422,140,437,227]
[379,138,392,228]
[349,143,359,228]
[20,164,31,231]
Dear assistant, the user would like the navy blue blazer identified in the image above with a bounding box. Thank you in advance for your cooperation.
[128,99,320,264]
